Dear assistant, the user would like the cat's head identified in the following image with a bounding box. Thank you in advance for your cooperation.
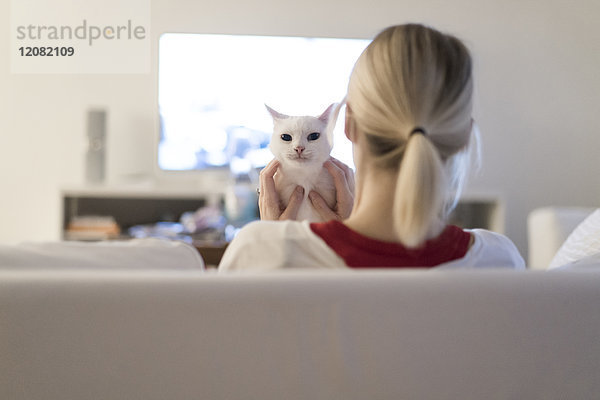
[266,103,338,166]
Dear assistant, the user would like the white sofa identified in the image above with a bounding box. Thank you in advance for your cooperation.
[2,268,600,400]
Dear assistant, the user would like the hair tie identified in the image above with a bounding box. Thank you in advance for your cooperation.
[410,127,427,137]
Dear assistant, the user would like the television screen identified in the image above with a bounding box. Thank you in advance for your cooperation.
[158,33,370,174]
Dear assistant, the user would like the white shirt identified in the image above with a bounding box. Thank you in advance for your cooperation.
[218,220,525,271]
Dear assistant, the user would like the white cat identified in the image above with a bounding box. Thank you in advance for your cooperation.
[266,103,341,222]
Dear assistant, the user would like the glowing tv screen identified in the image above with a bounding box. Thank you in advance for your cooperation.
[158,33,370,173]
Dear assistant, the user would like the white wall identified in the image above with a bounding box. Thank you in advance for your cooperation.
[1,0,599,259]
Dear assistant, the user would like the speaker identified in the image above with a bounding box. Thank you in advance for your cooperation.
[85,109,106,184]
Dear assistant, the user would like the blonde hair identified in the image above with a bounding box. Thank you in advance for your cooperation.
[347,24,475,247]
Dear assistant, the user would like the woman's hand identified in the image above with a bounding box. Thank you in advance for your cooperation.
[309,157,355,221]
[258,159,304,220]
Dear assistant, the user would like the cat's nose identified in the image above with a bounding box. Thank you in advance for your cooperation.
[295,146,305,155]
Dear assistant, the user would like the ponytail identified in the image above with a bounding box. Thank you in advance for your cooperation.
[393,133,446,247]
[347,24,474,247]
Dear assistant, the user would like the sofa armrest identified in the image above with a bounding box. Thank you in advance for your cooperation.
[527,207,595,269]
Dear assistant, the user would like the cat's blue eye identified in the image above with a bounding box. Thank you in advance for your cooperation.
[281,134,292,142]
[307,132,320,141]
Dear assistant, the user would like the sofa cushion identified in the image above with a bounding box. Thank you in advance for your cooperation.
[0,238,205,270]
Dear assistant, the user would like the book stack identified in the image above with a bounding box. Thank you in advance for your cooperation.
[65,216,121,241]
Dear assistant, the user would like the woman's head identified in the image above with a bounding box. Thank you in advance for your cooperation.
[347,24,475,247]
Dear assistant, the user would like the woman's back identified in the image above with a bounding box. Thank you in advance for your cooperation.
[218,220,524,271]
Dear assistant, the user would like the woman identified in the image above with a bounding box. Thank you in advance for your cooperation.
[219,24,524,271]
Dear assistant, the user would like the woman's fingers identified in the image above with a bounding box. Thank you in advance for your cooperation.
[323,159,354,219]
[308,190,339,221]
[258,159,282,220]
[329,156,355,194]
[280,186,304,220]
[258,157,355,221]
[259,159,280,198]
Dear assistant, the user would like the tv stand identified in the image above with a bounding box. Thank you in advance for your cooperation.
[61,185,230,266]
[61,185,217,236]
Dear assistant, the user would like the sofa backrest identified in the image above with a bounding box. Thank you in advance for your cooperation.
[1,269,599,400]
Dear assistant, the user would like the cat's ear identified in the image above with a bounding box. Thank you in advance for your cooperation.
[322,102,344,148]
[317,103,337,123]
[265,104,288,120]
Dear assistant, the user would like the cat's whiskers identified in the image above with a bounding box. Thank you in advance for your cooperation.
[288,148,315,161]
[288,154,310,162]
